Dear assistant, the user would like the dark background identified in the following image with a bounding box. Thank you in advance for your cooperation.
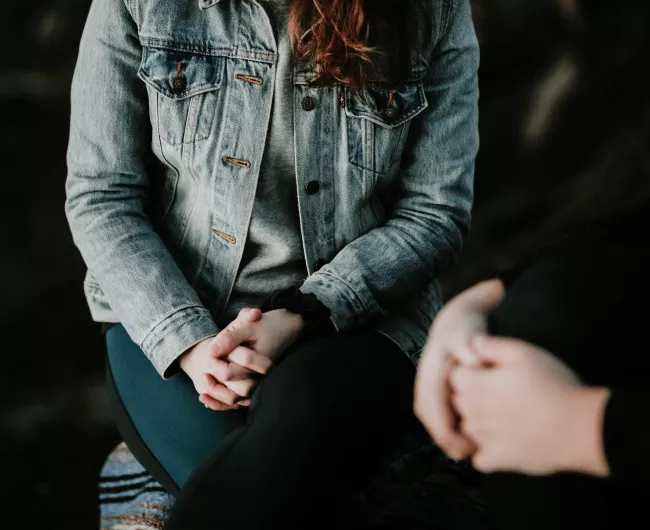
[1,0,649,527]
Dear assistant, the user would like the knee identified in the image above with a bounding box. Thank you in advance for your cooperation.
[252,351,338,423]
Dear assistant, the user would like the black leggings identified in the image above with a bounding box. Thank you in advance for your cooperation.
[483,240,650,530]
[106,327,415,529]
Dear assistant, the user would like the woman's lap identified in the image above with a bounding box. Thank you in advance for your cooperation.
[165,329,415,529]
[106,325,247,492]
[106,323,415,525]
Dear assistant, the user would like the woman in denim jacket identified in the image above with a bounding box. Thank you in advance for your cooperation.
[66,0,478,527]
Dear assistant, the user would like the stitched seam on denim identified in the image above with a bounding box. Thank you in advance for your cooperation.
[364,116,374,176]
[176,176,200,254]
[315,270,369,316]
[138,72,222,101]
[123,0,138,26]
[199,0,221,9]
[138,37,277,64]
[83,280,102,293]
[351,98,428,128]
[140,305,212,351]
[392,85,429,165]
[181,93,199,144]
[443,0,456,40]
[152,94,182,212]
[153,92,176,173]
[181,143,209,290]
[143,315,217,370]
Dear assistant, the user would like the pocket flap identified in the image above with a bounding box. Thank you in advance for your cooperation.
[345,81,428,129]
[138,46,225,100]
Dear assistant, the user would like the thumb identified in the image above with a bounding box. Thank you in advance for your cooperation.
[236,307,263,324]
[470,335,524,366]
[454,278,505,313]
[472,449,495,473]
[211,325,255,358]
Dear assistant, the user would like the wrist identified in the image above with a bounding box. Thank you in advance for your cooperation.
[564,387,611,477]
[264,287,333,338]
[279,308,306,333]
[178,347,193,373]
[179,337,208,372]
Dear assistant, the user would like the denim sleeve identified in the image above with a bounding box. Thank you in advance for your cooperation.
[300,0,479,331]
[65,0,219,378]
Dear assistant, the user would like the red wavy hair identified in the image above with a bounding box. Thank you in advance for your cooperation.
[289,0,426,90]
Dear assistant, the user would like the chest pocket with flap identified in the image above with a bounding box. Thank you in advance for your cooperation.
[138,46,225,146]
[345,81,428,175]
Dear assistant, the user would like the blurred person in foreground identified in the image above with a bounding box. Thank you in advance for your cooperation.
[415,217,650,529]
[414,2,650,526]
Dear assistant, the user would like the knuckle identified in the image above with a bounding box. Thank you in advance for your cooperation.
[240,350,253,366]
[239,385,253,398]
[449,371,460,390]
[432,431,453,451]
[205,401,219,412]
[258,361,271,374]
[227,363,248,379]
[221,333,235,351]
[211,359,230,381]
[473,455,490,472]
[436,432,463,457]
[203,374,215,389]
[217,386,237,404]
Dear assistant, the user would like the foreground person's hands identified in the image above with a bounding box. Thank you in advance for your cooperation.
[180,308,273,411]
[450,336,610,477]
[414,279,505,460]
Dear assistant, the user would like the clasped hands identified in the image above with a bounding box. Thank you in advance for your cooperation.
[180,308,305,411]
[414,280,609,477]
[179,281,609,477]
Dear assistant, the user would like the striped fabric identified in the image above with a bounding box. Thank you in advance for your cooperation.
[99,443,174,530]
[99,435,494,530]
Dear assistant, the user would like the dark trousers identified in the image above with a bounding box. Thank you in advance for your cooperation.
[483,239,650,530]
[106,326,415,529]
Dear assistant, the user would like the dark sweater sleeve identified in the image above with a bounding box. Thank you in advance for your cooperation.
[603,388,649,493]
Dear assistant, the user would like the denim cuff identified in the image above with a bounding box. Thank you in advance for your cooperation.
[300,271,373,332]
[140,306,220,379]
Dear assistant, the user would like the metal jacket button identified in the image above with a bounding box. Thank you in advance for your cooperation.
[301,96,316,111]
[171,75,187,93]
[305,181,320,195]
[385,104,398,120]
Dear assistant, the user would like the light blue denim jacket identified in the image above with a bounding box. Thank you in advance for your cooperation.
[66,0,479,378]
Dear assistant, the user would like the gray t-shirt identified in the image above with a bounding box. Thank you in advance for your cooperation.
[223,0,307,323]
